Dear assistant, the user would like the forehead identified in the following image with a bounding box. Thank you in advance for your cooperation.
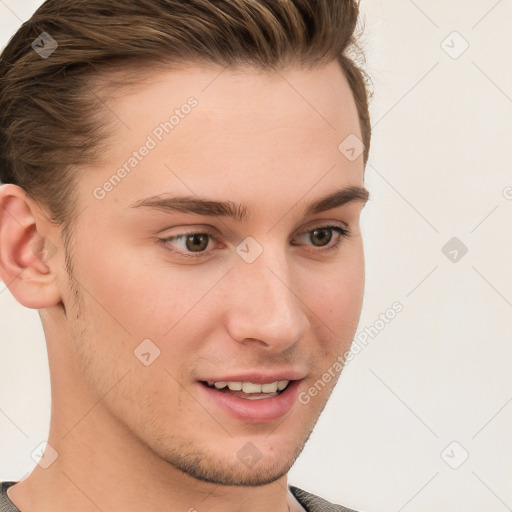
[81,61,364,215]
[101,60,358,119]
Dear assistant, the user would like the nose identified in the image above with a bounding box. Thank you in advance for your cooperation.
[223,246,310,351]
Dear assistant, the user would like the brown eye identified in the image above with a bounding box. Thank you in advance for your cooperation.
[162,230,215,257]
[292,225,350,253]
[185,233,210,252]
[309,228,334,247]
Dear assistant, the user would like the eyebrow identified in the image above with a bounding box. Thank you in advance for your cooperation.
[128,185,369,221]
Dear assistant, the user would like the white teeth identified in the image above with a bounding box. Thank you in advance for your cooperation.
[209,380,290,393]
[242,382,261,393]
[244,392,279,400]
[277,380,288,391]
[261,382,278,393]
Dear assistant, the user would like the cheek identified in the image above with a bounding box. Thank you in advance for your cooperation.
[304,257,364,318]
[303,253,364,348]
[76,240,225,343]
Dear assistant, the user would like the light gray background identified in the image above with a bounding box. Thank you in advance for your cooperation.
[1,1,511,511]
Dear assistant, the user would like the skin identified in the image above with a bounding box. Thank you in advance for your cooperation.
[0,60,367,512]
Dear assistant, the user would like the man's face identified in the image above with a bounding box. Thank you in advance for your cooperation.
[57,61,367,485]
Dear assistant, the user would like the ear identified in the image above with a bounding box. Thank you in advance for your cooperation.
[0,184,62,309]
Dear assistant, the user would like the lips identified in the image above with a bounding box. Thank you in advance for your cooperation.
[197,372,304,423]
[199,370,305,385]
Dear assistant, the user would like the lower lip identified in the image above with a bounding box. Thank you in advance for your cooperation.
[197,380,301,423]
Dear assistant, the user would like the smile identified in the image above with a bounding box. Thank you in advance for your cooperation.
[198,378,302,423]
[202,380,290,399]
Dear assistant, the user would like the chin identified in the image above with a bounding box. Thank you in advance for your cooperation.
[157,432,310,487]
[187,462,291,487]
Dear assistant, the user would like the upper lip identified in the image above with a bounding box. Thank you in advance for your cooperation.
[199,370,306,384]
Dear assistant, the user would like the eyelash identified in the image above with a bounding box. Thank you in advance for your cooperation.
[160,224,351,259]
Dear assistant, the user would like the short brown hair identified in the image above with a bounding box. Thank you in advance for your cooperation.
[0,0,371,232]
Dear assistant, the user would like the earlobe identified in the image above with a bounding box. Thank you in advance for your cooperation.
[0,184,62,309]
